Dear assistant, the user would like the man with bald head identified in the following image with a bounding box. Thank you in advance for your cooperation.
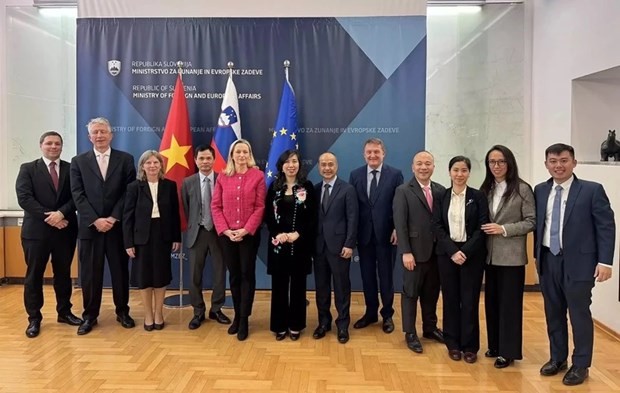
[313,152,358,344]
[393,151,446,353]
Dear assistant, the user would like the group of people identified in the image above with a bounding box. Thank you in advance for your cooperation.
[16,117,615,386]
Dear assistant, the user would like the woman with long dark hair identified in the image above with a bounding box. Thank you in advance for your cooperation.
[265,150,317,341]
[480,145,535,368]
[433,156,488,364]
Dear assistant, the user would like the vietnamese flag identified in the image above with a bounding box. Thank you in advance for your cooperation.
[159,74,194,231]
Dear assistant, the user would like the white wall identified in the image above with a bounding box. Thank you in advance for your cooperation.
[531,0,620,331]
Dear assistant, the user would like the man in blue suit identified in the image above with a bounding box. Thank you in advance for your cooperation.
[349,138,403,333]
[534,143,615,386]
[313,152,358,344]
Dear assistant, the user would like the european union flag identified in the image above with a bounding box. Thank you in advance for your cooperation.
[265,79,298,187]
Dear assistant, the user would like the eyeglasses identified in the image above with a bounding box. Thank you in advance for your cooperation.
[488,160,507,167]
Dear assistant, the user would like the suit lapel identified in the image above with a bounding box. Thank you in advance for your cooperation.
[140,181,152,202]
[325,179,342,213]
[465,188,474,223]
[192,174,202,218]
[36,158,56,193]
[410,179,431,213]
[563,178,581,225]
[105,149,121,180]
[86,151,104,181]
[56,161,69,199]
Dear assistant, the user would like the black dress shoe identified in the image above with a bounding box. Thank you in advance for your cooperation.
[77,319,98,335]
[337,329,349,344]
[485,349,499,358]
[275,331,288,341]
[144,323,154,332]
[153,321,165,330]
[448,349,462,361]
[382,318,394,334]
[25,320,40,338]
[353,315,378,329]
[494,356,514,368]
[57,313,83,326]
[463,352,478,364]
[312,325,330,339]
[405,333,423,353]
[540,359,568,376]
[237,318,249,341]
[289,331,301,341]
[562,366,589,386]
[116,314,136,329]
[422,328,445,343]
[189,314,205,330]
[209,310,231,325]
[228,318,240,335]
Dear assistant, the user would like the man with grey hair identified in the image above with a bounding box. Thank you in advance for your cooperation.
[70,117,136,335]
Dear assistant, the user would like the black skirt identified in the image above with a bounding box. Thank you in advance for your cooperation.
[130,218,173,289]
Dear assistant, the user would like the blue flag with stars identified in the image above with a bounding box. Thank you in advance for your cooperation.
[265,78,298,186]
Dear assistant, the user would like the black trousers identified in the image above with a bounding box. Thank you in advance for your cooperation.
[270,272,307,333]
[314,249,351,330]
[188,227,226,317]
[358,239,396,319]
[22,230,76,322]
[539,248,595,368]
[401,256,440,335]
[218,234,258,318]
[484,264,525,359]
[437,251,484,353]
[79,226,130,321]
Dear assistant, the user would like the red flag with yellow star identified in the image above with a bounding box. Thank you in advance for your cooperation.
[159,74,194,231]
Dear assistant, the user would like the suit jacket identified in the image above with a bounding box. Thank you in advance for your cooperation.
[122,179,181,248]
[265,180,317,275]
[314,177,359,256]
[16,158,77,240]
[534,175,615,280]
[486,181,535,266]
[393,177,446,262]
[349,164,404,245]
[182,172,217,248]
[70,149,136,239]
[433,187,489,259]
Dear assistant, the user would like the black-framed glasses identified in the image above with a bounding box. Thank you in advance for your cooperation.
[488,160,507,167]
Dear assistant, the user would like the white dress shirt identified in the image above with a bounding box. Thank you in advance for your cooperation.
[448,187,467,242]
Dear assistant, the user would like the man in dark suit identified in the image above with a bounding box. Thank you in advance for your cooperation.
[313,152,358,344]
[181,145,231,329]
[70,117,137,335]
[349,138,403,333]
[534,143,615,386]
[16,131,82,338]
[393,151,446,353]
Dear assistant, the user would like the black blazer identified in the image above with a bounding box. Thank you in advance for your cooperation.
[265,180,317,275]
[16,158,77,239]
[70,149,136,239]
[122,179,181,248]
[314,178,359,256]
[433,186,489,259]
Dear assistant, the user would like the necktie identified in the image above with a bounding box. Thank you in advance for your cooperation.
[549,185,563,255]
[369,170,378,200]
[201,177,213,230]
[423,185,433,212]
[49,161,59,191]
[322,184,331,212]
[98,154,108,179]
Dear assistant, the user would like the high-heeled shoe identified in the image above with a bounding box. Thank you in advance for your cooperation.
[144,323,154,331]
[153,321,165,330]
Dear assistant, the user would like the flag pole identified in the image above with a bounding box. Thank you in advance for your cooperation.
[221,59,235,310]
[164,60,191,309]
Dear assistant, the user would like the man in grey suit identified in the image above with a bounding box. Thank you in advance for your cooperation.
[181,145,231,329]
[393,151,446,354]
[534,143,615,386]
[313,152,358,344]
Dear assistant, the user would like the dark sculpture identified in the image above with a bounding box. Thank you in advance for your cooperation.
[600,129,620,161]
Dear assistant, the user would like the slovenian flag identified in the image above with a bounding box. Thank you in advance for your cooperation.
[265,75,298,187]
[211,74,241,172]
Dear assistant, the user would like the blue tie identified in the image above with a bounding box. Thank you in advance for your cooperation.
[549,185,563,255]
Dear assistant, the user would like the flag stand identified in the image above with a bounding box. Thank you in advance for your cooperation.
[164,240,191,308]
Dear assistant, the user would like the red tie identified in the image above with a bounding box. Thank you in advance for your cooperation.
[49,161,59,191]
[423,186,433,212]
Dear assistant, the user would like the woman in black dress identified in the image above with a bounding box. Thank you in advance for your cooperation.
[123,150,181,331]
[265,150,317,341]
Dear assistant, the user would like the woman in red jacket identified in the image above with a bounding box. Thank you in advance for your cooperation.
[212,139,266,341]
